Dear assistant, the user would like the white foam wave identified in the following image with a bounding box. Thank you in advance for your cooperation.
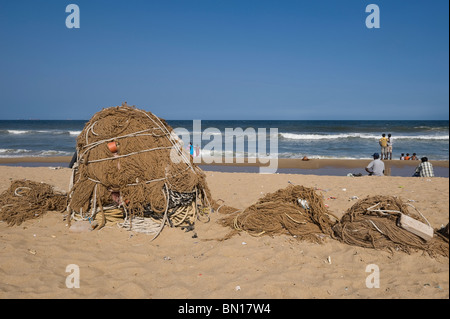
[0,148,33,154]
[4,129,82,136]
[0,148,72,158]
[37,150,72,156]
[279,133,449,141]
[194,149,372,160]
[7,130,29,134]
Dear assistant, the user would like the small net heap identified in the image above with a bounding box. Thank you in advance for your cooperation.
[218,184,337,243]
[0,180,67,226]
[67,103,212,239]
[332,195,449,257]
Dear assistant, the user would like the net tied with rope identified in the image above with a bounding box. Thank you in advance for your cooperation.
[66,103,213,240]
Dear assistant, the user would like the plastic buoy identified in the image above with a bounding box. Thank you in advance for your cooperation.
[107,141,118,153]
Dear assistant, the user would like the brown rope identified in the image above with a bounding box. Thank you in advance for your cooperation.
[0,180,67,226]
[217,185,336,243]
[332,195,449,258]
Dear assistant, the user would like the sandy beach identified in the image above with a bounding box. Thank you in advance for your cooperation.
[2,0,448,306]
[0,162,448,300]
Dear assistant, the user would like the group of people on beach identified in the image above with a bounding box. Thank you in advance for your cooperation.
[365,133,435,177]
[189,142,200,157]
[378,133,420,161]
[378,133,393,160]
[400,153,419,160]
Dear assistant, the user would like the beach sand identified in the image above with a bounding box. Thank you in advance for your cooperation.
[0,163,448,299]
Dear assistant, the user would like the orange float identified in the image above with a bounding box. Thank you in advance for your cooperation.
[107,141,118,153]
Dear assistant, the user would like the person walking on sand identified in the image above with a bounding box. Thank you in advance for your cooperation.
[365,153,385,176]
[413,157,434,177]
[379,134,389,160]
[387,133,393,160]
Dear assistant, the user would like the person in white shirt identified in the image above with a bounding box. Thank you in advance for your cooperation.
[366,153,385,176]
[387,133,393,160]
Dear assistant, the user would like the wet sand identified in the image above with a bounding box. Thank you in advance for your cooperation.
[1,156,448,177]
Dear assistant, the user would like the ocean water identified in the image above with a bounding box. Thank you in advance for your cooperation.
[0,120,448,161]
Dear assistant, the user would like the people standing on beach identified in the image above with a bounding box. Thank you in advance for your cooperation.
[365,153,385,176]
[387,134,393,160]
[189,142,194,157]
[413,157,434,177]
[400,153,405,160]
[411,153,418,160]
[379,134,389,160]
[404,153,411,160]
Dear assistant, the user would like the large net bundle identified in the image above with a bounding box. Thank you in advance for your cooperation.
[0,180,67,226]
[67,103,212,238]
[218,184,337,243]
[332,195,449,258]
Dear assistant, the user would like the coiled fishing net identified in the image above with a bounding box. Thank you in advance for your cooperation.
[218,184,337,243]
[332,195,449,258]
[67,103,212,239]
[0,180,67,226]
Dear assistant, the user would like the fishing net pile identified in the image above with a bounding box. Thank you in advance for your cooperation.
[0,180,67,226]
[217,186,448,258]
[218,184,337,243]
[66,103,212,239]
[332,195,449,258]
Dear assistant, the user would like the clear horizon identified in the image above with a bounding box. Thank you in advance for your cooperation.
[0,0,448,121]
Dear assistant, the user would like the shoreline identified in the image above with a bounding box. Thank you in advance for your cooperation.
[0,156,448,167]
[203,157,449,169]
[0,156,448,177]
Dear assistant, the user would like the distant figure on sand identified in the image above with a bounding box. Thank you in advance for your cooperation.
[195,145,200,157]
[411,153,418,160]
[379,134,389,160]
[404,153,411,160]
[366,153,385,176]
[400,153,405,160]
[413,157,434,177]
[387,134,393,160]
[189,142,194,157]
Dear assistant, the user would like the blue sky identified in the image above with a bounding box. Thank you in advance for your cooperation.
[0,0,448,120]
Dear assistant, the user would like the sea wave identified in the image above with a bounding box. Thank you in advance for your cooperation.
[1,129,81,136]
[6,130,29,135]
[279,133,449,141]
[0,148,72,158]
[0,148,33,155]
[195,149,373,160]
